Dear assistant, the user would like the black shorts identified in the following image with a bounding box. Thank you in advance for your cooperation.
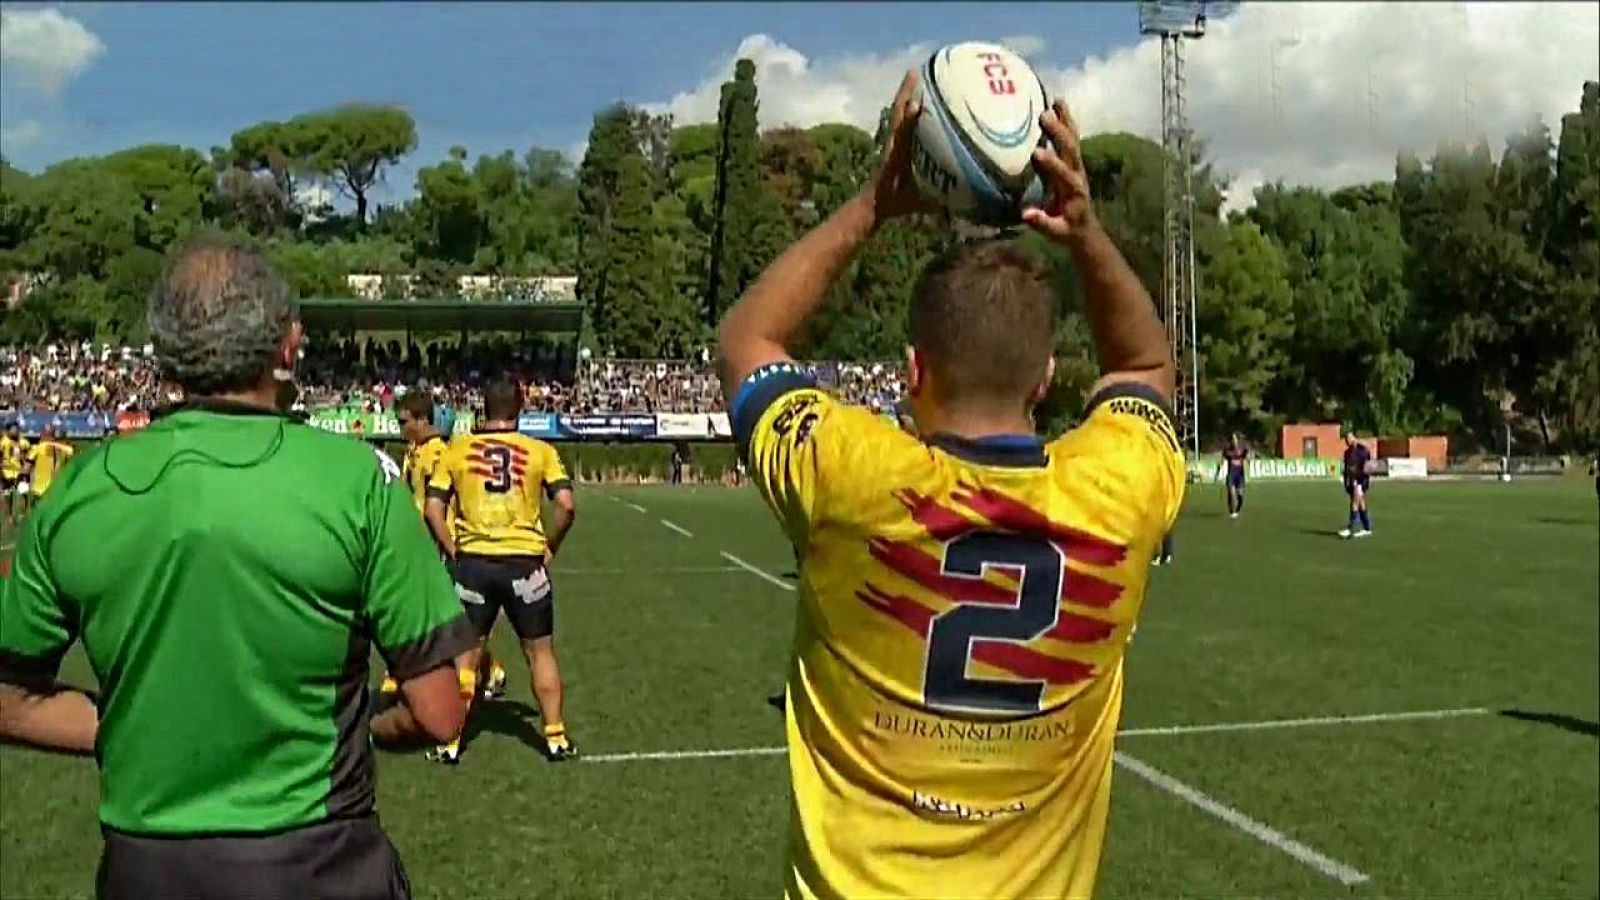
[1226,468,1246,489]
[1344,476,1371,496]
[451,554,555,640]
[98,815,409,900]
[0,475,14,492]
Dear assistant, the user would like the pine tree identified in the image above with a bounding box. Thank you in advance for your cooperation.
[707,58,762,326]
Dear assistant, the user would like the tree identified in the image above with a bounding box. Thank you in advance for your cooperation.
[412,146,483,265]
[594,153,662,357]
[99,144,215,251]
[1196,220,1295,440]
[577,105,640,333]
[707,58,762,325]
[299,105,418,225]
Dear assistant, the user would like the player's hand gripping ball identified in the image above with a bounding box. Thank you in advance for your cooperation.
[910,41,1051,226]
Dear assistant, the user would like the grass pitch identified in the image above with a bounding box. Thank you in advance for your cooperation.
[2,479,1597,898]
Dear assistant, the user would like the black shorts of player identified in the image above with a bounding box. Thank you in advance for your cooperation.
[451,554,555,641]
[1226,468,1246,489]
[97,815,410,900]
[1344,476,1371,496]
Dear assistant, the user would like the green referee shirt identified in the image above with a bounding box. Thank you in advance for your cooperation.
[0,403,475,836]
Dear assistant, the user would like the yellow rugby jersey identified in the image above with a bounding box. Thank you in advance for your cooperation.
[428,430,571,557]
[27,440,76,497]
[733,364,1185,900]
[403,434,450,512]
[0,435,28,479]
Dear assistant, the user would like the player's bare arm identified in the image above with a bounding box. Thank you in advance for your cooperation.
[370,663,467,747]
[424,494,457,559]
[546,487,576,559]
[0,681,97,754]
[1023,100,1174,402]
[717,68,932,402]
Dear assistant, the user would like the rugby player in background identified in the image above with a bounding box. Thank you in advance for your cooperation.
[425,381,579,763]
[0,235,472,898]
[1222,432,1249,518]
[393,392,508,703]
[0,421,28,525]
[717,72,1184,899]
[24,424,75,503]
[1340,432,1374,538]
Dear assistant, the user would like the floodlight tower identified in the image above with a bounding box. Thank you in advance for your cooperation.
[1139,2,1206,455]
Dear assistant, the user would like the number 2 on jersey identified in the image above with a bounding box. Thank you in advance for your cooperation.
[924,532,1065,715]
[481,445,515,493]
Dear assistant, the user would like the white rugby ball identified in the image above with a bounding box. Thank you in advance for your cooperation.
[911,42,1050,227]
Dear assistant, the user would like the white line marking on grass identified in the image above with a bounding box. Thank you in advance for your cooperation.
[1119,706,1488,738]
[624,502,648,514]
[720,551,796,592]
[660,519,694,538]
[568,564,741,575]
[1114,750,1369,886]
[585,746,787,764]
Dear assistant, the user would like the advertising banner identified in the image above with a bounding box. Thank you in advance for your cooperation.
[557,414,658,440]
[1187,455,1339,483]
[655,413,721,439]
[115,411,151,433]
[517,412,561,439]
[1385,457,1429,479]
[305,407,401,438]
[708,413,732,438]
[0,410,118,439]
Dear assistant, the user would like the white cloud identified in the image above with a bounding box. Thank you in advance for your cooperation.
[0,119,47,154]
[648,34,933,133]
[0,8,105,95]
[646,3,1600,196]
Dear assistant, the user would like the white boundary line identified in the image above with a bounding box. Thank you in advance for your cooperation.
[586,746,786,764]
[561,565,742,575]
[1119,706,1488,737]
[1113,750,1369,885]
[580,705,1490,764]
[719,551,796,592]
[624,502,648,514]
[660,519,695,538]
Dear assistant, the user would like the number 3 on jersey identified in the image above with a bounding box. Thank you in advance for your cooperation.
[924,532,1065,715]
[481,445,514,493]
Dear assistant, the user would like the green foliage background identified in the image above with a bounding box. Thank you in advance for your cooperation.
[3,78,1597,451]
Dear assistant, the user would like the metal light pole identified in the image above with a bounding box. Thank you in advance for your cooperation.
[1139,2,1207,455]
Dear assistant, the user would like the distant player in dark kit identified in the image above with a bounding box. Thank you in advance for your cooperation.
[670,444,686,484]
[1222,432,1249,518]
[0,236,474,900]
[1340,432,1373,539]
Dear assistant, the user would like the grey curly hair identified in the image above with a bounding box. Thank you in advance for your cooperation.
[148,234,298,396]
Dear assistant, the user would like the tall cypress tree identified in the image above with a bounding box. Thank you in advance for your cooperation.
[578,105,641,346]
[596,152,661,357]
[707,58,761,326]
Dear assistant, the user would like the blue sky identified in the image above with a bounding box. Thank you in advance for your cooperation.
[8,3,1596,202]
[1,2,1139,202]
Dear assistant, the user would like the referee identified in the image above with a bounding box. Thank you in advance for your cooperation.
[0,235,476,899]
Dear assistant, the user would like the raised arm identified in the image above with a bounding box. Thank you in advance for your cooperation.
[1022,101,1174,402]
[716,70,932,404]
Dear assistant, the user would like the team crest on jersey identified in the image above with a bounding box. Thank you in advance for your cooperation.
[371,447,403,485]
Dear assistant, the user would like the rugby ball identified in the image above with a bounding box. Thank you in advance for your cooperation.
[911,42,1050,226]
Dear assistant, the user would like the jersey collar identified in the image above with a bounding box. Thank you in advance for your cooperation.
[924,432,1047,468]
[159,398,288,420]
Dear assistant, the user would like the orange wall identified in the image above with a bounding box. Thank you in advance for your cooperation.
[1280,423,1343,459]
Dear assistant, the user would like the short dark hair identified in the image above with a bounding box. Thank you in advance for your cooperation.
[484,381,522,421]
[148,233,297,396]
[397,391,435,424]
[908,239,1056,406]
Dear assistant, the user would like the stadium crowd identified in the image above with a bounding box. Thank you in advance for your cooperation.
[1,342,906,416]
